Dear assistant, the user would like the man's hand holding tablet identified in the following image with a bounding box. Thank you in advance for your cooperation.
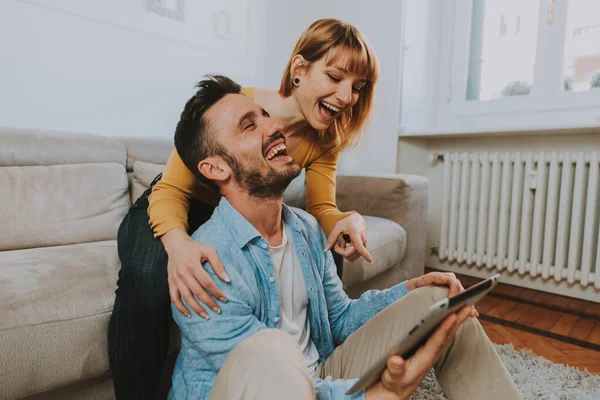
[406,271,480,318]
[347,274,500,396]
[365,304,474,400]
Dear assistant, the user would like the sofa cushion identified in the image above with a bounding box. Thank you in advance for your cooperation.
[131,161,307,209]
[131,161,164,203]
[341,216,407,289]
[0,127,126,168]
[0,241,119,399]
[0,163,129,251]
[120,137,174,172]
[133,161,164,188]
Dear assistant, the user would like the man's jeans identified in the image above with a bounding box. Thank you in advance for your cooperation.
[107,175,345,399]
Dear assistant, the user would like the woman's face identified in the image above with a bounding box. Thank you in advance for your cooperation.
[294,52,367,131]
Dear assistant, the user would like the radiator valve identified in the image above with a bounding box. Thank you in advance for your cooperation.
[430,153,445,164]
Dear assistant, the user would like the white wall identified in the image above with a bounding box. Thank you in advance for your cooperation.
[260,0,319,90]
[0,0,401,174]
[0,0,268,138]
[312,1,404,174]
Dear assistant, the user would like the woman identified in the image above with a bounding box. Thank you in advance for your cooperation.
[108,18,379,399]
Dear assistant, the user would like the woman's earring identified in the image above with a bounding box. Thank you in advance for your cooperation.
[293,77,300,86]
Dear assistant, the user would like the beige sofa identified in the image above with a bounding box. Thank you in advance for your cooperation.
[0,127,427,400]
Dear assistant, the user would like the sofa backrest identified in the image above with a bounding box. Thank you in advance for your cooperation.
[0,127,129,251]
[119,137,173,172]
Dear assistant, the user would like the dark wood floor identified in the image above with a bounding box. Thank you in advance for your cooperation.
[426,268,600,374]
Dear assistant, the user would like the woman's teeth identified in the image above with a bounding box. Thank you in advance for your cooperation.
[266,144,287,160]
[320,101,340,114]
[320,101,341,115]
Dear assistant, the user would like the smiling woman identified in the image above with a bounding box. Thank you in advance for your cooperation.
[108,18,381,398]
[279,19,378,151]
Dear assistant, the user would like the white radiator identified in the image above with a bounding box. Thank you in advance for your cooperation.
[439,152,600,289]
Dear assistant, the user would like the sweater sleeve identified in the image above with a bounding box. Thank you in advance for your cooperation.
[148,149,220,237]
[305,148,354,236]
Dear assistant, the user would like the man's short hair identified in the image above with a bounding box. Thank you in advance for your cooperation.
[174,75,242,181]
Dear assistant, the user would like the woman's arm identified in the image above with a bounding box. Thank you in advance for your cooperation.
[148,149,219,237]
[305,149,372,262]
[145,87,255,315]
[305,149,352,235]
[148,149,227,316]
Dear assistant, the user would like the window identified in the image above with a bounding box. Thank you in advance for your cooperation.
[562,0,600,93]
[399,0,600,135]
[466,0,540,101]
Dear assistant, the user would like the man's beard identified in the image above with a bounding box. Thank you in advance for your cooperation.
[229,154,301,200]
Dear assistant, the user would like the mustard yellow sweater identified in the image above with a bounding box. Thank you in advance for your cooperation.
[148,87,352,237]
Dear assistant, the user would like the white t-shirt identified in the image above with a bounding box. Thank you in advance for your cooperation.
[269,227,321,376]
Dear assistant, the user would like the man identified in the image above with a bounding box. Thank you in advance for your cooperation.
[169,75,521,399]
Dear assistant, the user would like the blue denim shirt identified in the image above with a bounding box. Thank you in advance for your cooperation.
[169,198,408,399]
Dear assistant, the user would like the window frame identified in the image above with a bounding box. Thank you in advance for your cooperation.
[399,0,600,136]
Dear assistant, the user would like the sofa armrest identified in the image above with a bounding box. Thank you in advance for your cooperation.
[336,173,428,280]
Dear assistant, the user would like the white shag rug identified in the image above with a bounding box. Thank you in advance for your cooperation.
[410,343,600,400]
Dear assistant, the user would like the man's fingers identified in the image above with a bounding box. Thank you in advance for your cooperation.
[447,280,462,297]
[454,305,473,327]
[455,279,466,295]
[440,273,461,297]
[380,369,397,390]
[451,279,478,316]
[349,231,373,263]
[427,273,461,297]
[202,247,230,283]
[455,281,479,316]
[381,356,405,391]
[409,314,458,373]
[387,355,405,375]
[433,313,459,349]
[442,306,472,344]
[381,370,403,392]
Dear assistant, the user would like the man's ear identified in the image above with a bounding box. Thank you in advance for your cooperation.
[290,54,308,80]
[197,156,231,183]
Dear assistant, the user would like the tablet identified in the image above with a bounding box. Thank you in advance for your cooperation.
[346,274,500,395]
